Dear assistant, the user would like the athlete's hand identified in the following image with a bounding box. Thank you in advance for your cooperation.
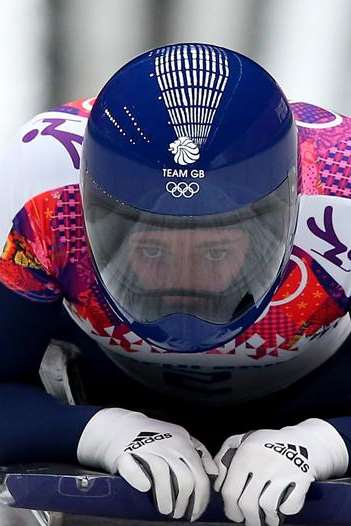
[214,419,348,526]
[77,408,217,520]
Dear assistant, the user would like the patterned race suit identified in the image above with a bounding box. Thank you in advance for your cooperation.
[1,98,351,462]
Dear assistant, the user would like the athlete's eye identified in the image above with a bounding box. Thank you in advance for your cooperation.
[204,248,229,261]
[139,245,165,259]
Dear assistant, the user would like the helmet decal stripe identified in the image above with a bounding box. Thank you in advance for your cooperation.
[154,44,230,148]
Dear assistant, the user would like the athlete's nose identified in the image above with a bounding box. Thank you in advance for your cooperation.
[174,269,194,290]
[167,252,199,290]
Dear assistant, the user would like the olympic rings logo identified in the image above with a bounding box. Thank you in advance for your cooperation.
[165,181,200,198]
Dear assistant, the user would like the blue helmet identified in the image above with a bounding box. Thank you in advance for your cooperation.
[81,43,298,353]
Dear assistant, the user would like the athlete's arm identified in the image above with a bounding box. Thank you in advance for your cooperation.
[0,282,99,464]
[328,417,351,470]
[0,278,217,518]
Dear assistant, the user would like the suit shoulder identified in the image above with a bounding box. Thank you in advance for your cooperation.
[0,98,94,245]
[290,101,351,197]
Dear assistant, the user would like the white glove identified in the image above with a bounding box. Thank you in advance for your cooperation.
[77,408,217,520]
[214,419,349,526]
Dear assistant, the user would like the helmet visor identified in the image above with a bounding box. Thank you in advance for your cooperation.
[82,171,297,324]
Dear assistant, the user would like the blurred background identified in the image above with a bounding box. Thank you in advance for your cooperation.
[1,0,351,148]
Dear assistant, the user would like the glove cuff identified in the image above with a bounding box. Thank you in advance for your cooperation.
[293,418,349,478]
[77,407,142,468]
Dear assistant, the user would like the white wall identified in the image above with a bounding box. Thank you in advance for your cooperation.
[0,0,49,147]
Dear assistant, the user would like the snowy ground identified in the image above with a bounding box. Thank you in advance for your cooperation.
[0,507,231,526]
[0,506,318,525]
[0,505,38,526]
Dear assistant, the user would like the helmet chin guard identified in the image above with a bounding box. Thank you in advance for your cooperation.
[81,43,299,352]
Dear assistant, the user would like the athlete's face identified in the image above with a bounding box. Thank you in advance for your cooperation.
[125,227,250,294]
